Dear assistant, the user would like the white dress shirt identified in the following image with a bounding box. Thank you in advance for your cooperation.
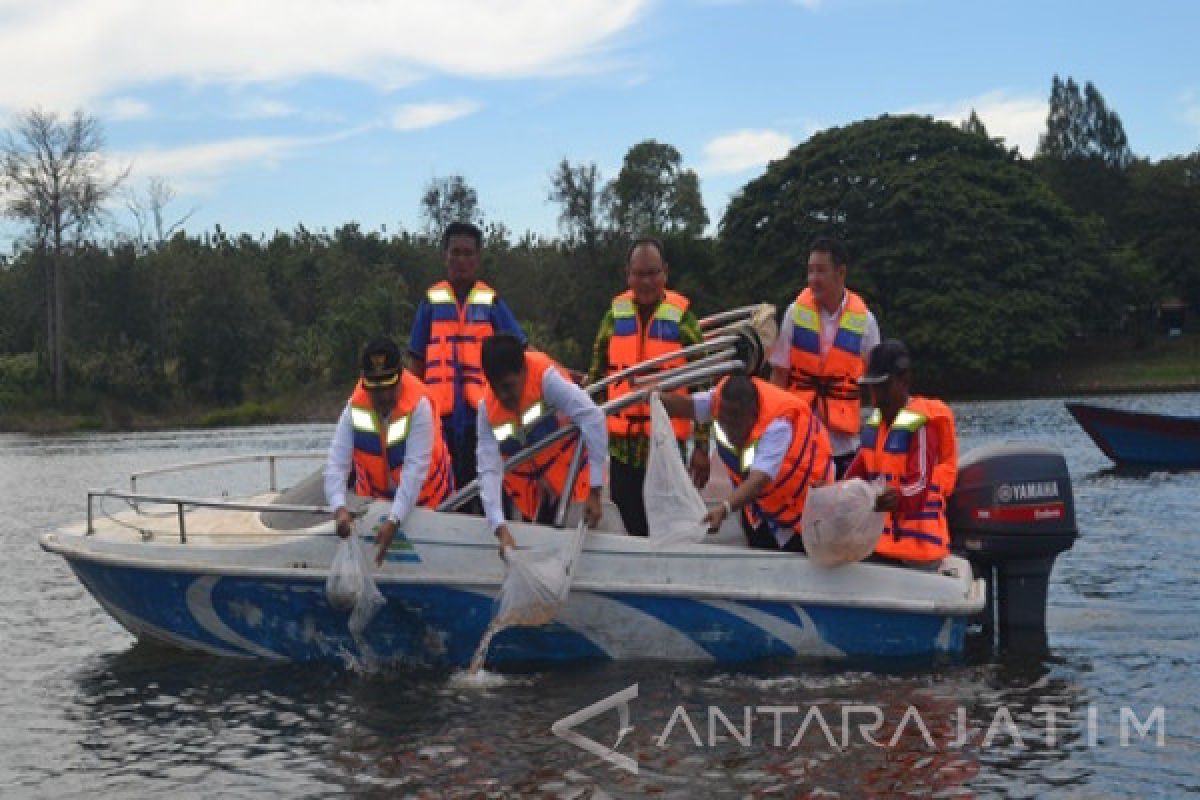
[324,395,435,525]
[691,389,793,480]
[769,290,881,458]
[477,365,609,533]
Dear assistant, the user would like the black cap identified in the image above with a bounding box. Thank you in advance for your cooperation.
[360,337,402,388]
[858,339,911,385]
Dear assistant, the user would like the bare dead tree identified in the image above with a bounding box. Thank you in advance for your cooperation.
[125,175,195,248]
[1,109,126,401]
[122,175,195,372]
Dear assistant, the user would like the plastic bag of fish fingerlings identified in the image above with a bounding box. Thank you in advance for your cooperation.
[801,478,886,566]
[326,530,385,633]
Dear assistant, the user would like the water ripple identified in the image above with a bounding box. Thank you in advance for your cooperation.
[2,396,1197,797]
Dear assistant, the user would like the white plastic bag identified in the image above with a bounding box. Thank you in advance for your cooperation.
[326,531,386,633]
[326,536,362,609]
[493,521,586,628]
[801,478,886,567]
[644,393,708,546]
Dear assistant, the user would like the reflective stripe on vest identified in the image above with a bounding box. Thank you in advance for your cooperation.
[857,396,956,562]
[348,372,454,506]
[483,351,589,521]
[606,289,692,441]
[711,377,833,535]
[787,288,869,435]
[423,279,497,415]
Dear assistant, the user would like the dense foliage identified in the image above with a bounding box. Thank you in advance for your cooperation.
[1,76,1197,418]
[719,115,1112,381]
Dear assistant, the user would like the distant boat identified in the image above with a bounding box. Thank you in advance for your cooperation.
[1065,402,1200,468]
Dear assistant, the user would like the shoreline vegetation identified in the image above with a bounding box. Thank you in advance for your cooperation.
[3,335,1196,435]
[5,85,1199,436]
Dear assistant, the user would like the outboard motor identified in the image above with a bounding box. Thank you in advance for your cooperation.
[947,442,1079,647]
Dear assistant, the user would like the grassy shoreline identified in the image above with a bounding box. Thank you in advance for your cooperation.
[4,336,1197,434]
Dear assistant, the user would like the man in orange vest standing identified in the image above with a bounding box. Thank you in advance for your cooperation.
[658,375,833,552]
[477,334,607,555]
[408,222,527,498]
[586,238,710,536]
[324,337,455,565]
[845,339,958,566]
[769,237,880,478]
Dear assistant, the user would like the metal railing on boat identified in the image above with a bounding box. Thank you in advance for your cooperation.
[439,358,749,521]
[87,305,775,543]
[129,452,326,493]
[86,488,335,543]
[84,452,330,543]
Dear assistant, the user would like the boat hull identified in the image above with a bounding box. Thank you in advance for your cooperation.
[1066,402,1200,468]
[44,502,981,666]
[61,554,967,665]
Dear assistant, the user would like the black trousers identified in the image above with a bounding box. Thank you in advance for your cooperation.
[609,457,649,537]
[741,512,806,553]
[443,417,483,515]
[832,451,857,480]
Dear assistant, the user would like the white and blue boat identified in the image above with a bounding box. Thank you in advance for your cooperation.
[41,306,1077,666]
[40,464,985,665]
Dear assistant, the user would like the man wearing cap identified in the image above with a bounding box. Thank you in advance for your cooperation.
[657,374,833,553]
[408,222,527,498]
[845,339,958,566]
[325,337,455,565]
[769,236,880,478]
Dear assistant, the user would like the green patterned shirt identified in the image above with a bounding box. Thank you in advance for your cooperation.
[587,303,711,468]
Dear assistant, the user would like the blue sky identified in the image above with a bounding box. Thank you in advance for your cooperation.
[1,0,1197,247]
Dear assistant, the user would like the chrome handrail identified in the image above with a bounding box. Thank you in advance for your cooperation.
[129,452,326,494]
[584,335,740,396]
[441,360,744,516]
[87,488,338,543]
[698,306,759,330]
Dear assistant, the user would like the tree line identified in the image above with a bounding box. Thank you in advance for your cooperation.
[1,75,1197,421]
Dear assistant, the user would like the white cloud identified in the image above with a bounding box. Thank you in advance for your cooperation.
[390,100,481,131]
[910,90,1047,156]
[113,126,366,194]
[106,96,151,120]
[702,128,794,175]
[232,99,298,120]
[0,0,648,112]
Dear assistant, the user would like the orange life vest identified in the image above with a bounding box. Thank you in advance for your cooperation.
[422,279,497,416]
[482,351,590,521]
[787,288,870,435]
[711,377,834,535]
[857,396,957,562]
[605,289,693,442]
[348,372,454,505]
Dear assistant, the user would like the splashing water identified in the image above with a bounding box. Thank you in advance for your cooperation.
[467,622,503,675]
[447,666,513,690]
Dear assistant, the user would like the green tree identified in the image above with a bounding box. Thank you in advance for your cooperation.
[172,230,282,404]
[1117,151,1200,311]
[1037,76,1133,167]
[549,159,606,251]
[720,115,1109,383]
[606,140,708,237]
[1034,76,1133,226]
[961,109,989,138]
[420,174,482,240]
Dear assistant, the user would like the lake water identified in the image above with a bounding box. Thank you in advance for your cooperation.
[2,393,1198,798]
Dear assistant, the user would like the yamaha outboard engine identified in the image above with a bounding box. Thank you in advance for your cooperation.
[947,442,1079,648]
